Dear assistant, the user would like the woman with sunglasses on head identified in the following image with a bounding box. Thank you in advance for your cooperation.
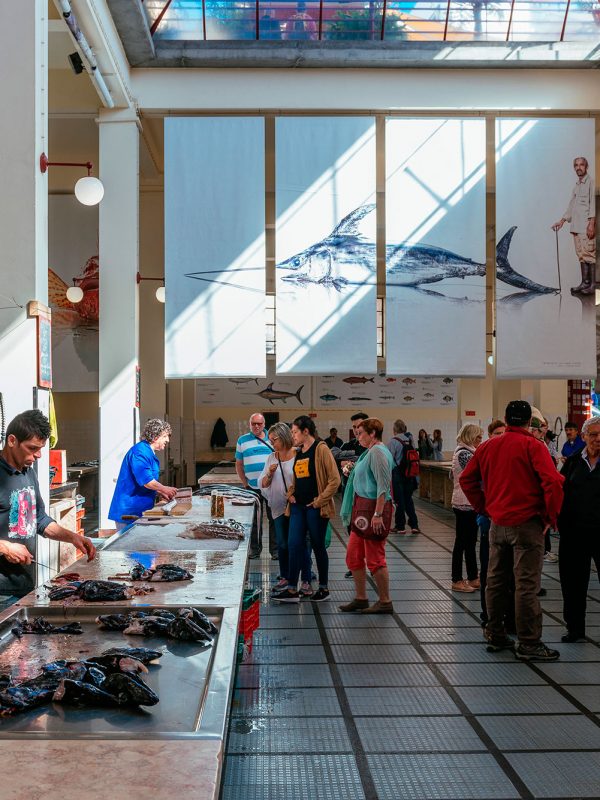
[276,415,340,604]
[260,422,311,596]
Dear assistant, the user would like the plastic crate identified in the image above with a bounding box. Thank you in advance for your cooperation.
[239,602,260,637]
[242,588,261,611]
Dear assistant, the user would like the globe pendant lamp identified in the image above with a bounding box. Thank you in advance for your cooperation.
[40,153,104,207]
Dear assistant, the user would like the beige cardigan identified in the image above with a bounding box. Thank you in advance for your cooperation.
[286,441,341,519]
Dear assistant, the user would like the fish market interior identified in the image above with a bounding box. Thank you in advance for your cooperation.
[1,1,600,797]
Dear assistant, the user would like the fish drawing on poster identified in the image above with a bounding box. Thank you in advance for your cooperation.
[315,375,457,407]
[385,119,489,377]
[496,119,596,378]
[276,117,377,375]
[197,364,308,407]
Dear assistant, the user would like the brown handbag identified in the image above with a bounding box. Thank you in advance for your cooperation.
[351,495,393,540]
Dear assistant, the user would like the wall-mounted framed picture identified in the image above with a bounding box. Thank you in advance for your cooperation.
[27,301,53,389]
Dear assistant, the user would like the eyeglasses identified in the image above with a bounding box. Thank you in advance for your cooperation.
[270,436,279,442]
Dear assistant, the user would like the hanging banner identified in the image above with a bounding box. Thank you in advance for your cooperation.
[496,118,596,378]
[164,118,265,377]
[385,118,487,376]
[275,117,377,375]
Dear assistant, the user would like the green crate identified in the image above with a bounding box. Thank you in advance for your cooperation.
[242,588,261,611]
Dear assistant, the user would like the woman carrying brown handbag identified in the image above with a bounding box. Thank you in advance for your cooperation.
[339,417,395,615]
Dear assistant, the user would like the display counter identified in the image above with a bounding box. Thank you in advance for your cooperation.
[198,463,243,487]
[419,460,454,509]
[0,497,253,800]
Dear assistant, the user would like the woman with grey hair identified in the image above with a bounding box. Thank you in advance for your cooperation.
[108,418,177,530]
[260,422,311,595]
[451,423,483,593]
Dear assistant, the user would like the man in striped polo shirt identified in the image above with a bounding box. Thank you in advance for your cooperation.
[235,413,277,559]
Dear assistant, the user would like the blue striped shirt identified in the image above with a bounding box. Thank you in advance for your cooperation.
[235,431,273,488]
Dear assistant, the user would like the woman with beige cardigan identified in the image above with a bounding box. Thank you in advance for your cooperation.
[275,415,340,604]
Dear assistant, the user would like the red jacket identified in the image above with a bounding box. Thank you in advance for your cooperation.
[459,426,564,528]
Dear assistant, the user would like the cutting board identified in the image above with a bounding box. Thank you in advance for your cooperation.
[143,501,193,517]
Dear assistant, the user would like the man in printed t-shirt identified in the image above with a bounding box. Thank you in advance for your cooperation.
[235,412,277,559]
[0,410,96,597]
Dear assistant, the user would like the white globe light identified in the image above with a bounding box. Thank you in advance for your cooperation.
[155,285,166,303]
[487,354,494,365]
[74,175,104,206]
[66,286,84,303]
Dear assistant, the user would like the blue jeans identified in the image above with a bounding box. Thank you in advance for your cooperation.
[288,504,329,588]
[273,514,310,584]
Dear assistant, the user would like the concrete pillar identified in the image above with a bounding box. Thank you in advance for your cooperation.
[98,109,140,528]
[0,0,48,418]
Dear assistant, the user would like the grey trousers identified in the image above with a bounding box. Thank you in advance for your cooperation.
[485,517,545,644]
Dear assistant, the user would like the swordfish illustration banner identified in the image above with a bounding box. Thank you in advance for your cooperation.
[385,118,488,377]
[164,117,266,378]
[495,118,597,379]
[275,116,377,375]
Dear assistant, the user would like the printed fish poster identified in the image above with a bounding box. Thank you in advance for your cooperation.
[385,118,487,377]
[496,118,596,378]
[275,117,377,375]
[315,375,457,408]
[164,117,266,378]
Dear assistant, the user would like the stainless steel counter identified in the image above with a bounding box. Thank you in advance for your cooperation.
[0,496,253,799]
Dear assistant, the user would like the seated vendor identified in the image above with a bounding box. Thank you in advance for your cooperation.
[108,419,178,530]
[0,410,96,598]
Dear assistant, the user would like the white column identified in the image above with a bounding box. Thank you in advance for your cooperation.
[98,109,140,528]
[0,0,47,418]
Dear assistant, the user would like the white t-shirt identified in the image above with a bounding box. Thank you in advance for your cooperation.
[259,453,295,519]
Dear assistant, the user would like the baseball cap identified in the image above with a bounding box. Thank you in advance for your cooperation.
[505,400,532,425]
[529,406,544,428]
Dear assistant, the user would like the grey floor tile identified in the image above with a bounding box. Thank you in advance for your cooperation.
[478,713,600,749]
[357,715,484,752]
[399,612,480,627]
[387,589,450,602]
[337,663,440,687]
[346,686,461,716]
[412,626,487,643]
[456,685,581,714]
[257,614,318,629]
[421,643,517,663]
[563,684,600,712]
[330,644,423,663]
[553,643,600,661]
[325,627,409,645]
[535,661,600,684]
[506,751,600,798]
[236,664,334,689]
[231,687,342,717]
[252,628,322,646]
[367,754,520,799]
[227,717,351,754]
[249,644,327,664]
[436,662,547,686]
[222,755,365,799]
[320,613,398,628]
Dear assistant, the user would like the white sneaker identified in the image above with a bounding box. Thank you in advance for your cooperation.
[544,552,558,563]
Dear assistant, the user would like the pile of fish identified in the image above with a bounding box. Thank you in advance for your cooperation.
[113,562,193,582]
[0,647,161,716]
[178,519,244,542]
[48,579,155,602]
[96,607,218,644]
[11,617,82,639]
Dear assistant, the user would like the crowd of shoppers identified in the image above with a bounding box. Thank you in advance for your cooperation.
[236,403,598,664]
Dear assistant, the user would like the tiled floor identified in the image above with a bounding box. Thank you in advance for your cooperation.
[222,499,600,800]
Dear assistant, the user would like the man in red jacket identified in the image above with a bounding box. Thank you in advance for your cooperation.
[460,400,564,662]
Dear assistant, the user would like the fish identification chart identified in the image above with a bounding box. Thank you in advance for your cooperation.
[275,117,377,375]
[315,375,457,408]
[385,118,487,377]
[496,118,597,378]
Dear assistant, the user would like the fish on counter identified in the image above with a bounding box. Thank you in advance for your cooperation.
[0,648,163,716]
[47,579,155,602]
[99,647,163,665]
[110,563,194,583]
[11,617,83,638]
[96,607,218,645]
[178,519,244,541]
